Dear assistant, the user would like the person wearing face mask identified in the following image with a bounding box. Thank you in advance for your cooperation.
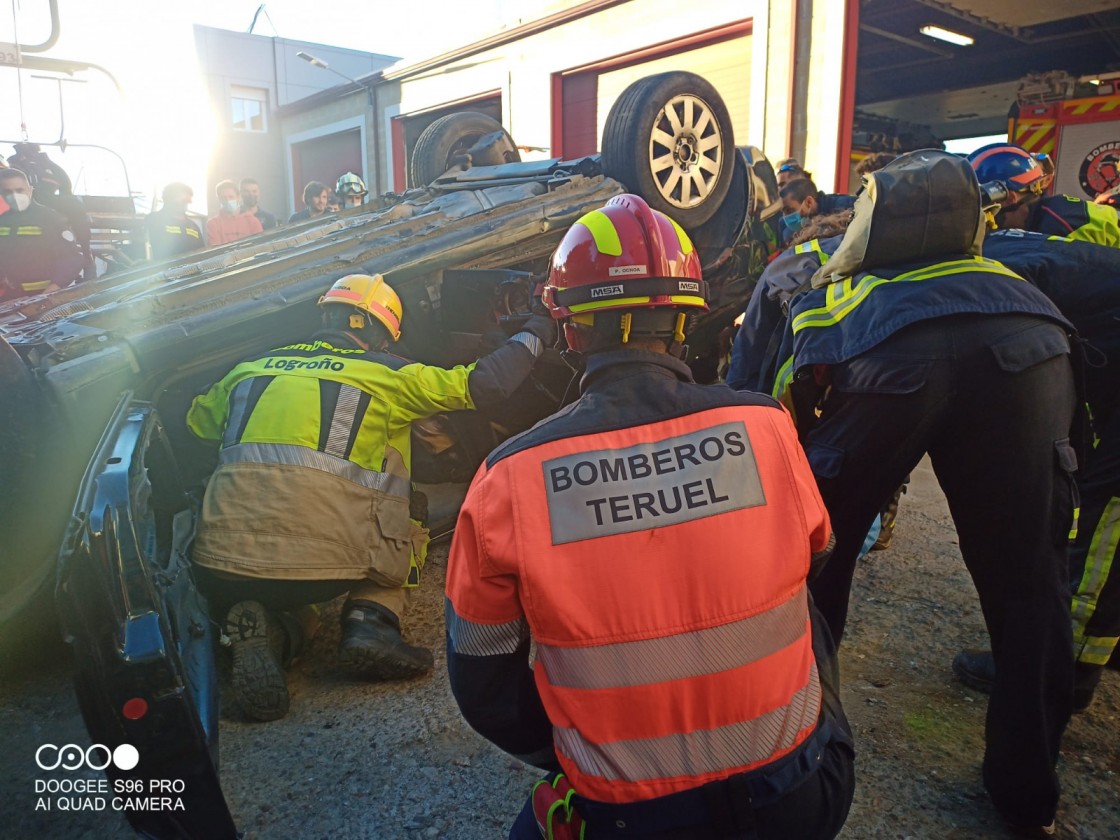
[145,181,204,261]
[0,167,84,303]
[206,179,264,247]
[239,177,277,230]
[778,177,855,246]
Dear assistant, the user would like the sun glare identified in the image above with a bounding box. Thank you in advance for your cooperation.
[1,1,218,213]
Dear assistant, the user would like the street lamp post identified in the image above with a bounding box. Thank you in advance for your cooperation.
[296,51,373,106]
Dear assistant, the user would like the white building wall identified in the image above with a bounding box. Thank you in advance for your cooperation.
[383,0,851,191]
[389,0,762,158]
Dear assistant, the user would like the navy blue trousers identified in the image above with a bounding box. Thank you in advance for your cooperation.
[802,314,1076,827]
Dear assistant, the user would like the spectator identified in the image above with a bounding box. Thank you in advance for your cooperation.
[206,179,263,246]
[326,192,342,213]
[239,177,277,230]
[289,181,330,223]
[145,182,203,261]
[855,152,897,177]
[779,177,856,245]
[0,167,84,302]
[776,157,810,188]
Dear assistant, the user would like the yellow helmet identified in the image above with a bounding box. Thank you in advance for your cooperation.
[318,273,403,341]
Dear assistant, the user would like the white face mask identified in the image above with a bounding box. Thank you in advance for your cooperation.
[221,199,239,214]
[2,192,31,212]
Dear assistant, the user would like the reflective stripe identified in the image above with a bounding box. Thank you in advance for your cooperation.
[570,296,650,313]
[366,299,401,335]
[771,356,794,400]
[577,210,623,256]
[1071,496,1120,629]
[19,280,51,291]
[222,379,255,448]
[667,295,706,308]
[1073,631,1119,665]
[792,258,1025,333]
[324,384,362,459]
[793,240,829,263]
[510,331,544,358]
[445,599,530,655]
[164,225,200,238]
[555,664,821,783]
[219,442,410,498]
[537,586,809,690]
[16,225,43,235]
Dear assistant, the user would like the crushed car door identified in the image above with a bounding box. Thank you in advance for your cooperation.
[56,395,239,840]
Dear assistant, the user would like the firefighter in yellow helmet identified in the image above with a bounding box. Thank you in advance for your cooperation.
[187,272,556,721]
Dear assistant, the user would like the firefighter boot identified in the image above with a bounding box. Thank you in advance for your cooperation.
[951,648,995,694]
[337,600,434,680]
[224,600,290,722]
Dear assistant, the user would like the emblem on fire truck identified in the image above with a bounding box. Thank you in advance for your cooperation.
[1079,141,1120,199]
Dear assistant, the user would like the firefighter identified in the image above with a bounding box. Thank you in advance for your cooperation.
[953,229,1120,713]
[969,142,1120,247]
[336,172,368,209]
[145,182,203,261]
[785,150,1076,835]
[0,167,84,302]
[446,194,855,840]
[187,272,555,721]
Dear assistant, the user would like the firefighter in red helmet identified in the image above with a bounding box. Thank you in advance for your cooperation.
[446,194,855,839]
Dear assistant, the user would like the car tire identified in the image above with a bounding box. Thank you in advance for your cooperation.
[409,111,521,187]
[601,71,735,228]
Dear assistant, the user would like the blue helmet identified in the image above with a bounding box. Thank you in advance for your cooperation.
[966,143,1047,195]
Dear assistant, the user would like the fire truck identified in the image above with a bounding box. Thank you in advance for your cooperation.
[1009,71,1120,200]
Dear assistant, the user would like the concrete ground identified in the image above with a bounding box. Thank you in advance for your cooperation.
[1,459,1117,839]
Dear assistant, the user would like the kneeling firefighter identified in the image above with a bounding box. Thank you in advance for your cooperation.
[446,194,855,839]
[187,272,556,721]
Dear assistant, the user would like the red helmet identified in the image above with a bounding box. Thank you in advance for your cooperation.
[543,194,706,322]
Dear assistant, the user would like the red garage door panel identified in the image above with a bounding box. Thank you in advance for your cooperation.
[292,129,363,208]
[562,74,600,158]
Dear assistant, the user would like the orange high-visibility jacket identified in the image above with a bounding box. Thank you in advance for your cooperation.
[446,350,832,804]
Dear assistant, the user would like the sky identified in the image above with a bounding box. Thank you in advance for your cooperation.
[0,0,541,207]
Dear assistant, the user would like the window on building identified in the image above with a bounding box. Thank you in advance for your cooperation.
[231,86,268,132]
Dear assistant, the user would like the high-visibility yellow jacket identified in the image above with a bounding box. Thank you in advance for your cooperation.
[188,329,545,582]
[1032,194,1120,248]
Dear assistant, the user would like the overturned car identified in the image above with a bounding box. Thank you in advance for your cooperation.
[0,72,781,838]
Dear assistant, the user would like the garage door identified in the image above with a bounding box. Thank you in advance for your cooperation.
[559,33,751,158]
